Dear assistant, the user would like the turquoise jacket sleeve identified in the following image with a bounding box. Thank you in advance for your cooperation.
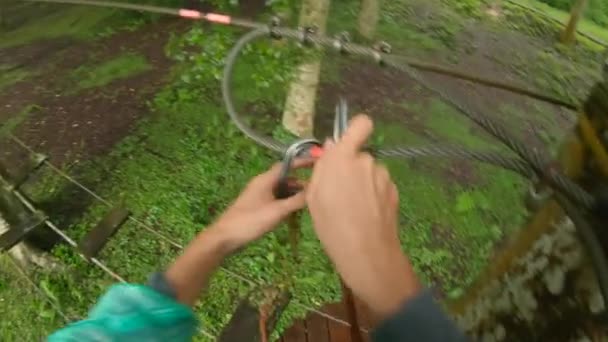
[47,283,198,342]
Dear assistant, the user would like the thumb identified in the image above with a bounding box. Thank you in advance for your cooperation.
[273,191,307,218]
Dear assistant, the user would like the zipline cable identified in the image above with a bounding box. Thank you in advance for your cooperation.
[222,28,595,210]
[26,0,579,110]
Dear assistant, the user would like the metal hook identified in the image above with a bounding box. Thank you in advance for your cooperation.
[334,97,349,143]
[274,138,321,199]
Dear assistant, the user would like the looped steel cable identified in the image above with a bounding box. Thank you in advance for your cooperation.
[223,27,596,212]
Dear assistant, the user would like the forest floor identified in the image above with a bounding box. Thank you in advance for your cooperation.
[0,0,606,340]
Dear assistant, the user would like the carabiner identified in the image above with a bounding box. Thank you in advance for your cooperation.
[274,138,321,199]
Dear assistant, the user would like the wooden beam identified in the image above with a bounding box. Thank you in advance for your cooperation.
[78,206,130,259]
[0,152,47,189]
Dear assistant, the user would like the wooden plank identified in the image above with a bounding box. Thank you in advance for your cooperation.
[220,290,290,342]
[305,312,330,342]
[0,153,47,189]
[78,206,130,259]
[282,320,307,342]
[354,298,374,329]
[325,302,351,342]
[0,216,44,251]
[218,300,260,342]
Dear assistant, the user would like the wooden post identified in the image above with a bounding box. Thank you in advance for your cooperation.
[357,0,381,40]
[561,0,588,45]
[281,0,331,137]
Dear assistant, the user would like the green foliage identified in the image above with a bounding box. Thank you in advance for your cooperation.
[0,6,117,48]
[537,0,608,27]
[0,104,40,136]
[69,53,152,91]
[166,25,301,99]
[0,255,66,340]
[0,65,31,91]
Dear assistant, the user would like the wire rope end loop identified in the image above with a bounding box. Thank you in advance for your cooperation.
[274,139,321,199]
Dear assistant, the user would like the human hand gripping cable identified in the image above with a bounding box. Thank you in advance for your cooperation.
[306,114,422,320]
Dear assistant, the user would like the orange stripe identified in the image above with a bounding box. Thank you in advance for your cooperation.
[178,9,202,19]
[205,13,232,24]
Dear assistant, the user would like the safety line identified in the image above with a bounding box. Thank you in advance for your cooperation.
[25,0,578,110]
[7,135,361,330]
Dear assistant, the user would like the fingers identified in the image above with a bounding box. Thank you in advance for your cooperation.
[374,165,391,192]
[337,115,374,154]
[273,190,307,217]
[258,159,315,185]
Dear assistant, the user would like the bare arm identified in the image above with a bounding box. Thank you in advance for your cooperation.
[165,163,308,306]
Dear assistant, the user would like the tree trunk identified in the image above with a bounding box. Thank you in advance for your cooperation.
[561,0,588,45]
[281,0,330,137]
[448,78,608,339]
[357,0,381,40]
[451,213,606,340]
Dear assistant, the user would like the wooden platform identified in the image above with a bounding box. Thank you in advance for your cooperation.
[280,297,376,342]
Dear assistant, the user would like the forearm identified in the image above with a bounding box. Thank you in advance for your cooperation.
[164,225,237,306]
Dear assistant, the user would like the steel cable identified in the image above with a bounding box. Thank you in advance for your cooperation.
[223,27,596,211]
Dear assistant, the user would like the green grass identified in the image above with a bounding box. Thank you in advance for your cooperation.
[2,0,606,339]
[0,65,31,91]
[0,6,118,48]
[509,0,608,45]
[373,97,527,295]
[0,104,40,136]
[0,255,67,340]
[69,53,151,90]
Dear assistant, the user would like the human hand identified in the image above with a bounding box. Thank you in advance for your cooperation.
[211,162,309,251]
[306,115,421,319]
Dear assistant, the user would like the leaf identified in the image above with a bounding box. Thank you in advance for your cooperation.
[40,279,59,303]
[266,252,275,264]
[455,192,475,213]
[447,287,463,299]
[40,308,55,319]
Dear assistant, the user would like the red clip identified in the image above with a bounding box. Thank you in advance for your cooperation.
[309,145,324,158]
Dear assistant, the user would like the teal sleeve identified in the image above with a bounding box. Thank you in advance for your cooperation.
[47,283,198,342]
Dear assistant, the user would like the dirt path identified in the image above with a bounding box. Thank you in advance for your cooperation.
[0,19,186,170]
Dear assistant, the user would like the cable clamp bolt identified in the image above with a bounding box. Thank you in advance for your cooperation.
[371,41,391,66]
[299,25,318,47]
[269,16,282,39]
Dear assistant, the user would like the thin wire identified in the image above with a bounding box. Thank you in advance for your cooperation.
[10,189,127,283]
[7,137,357,330]
[7,179,216,339]
[5,254,70,322]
